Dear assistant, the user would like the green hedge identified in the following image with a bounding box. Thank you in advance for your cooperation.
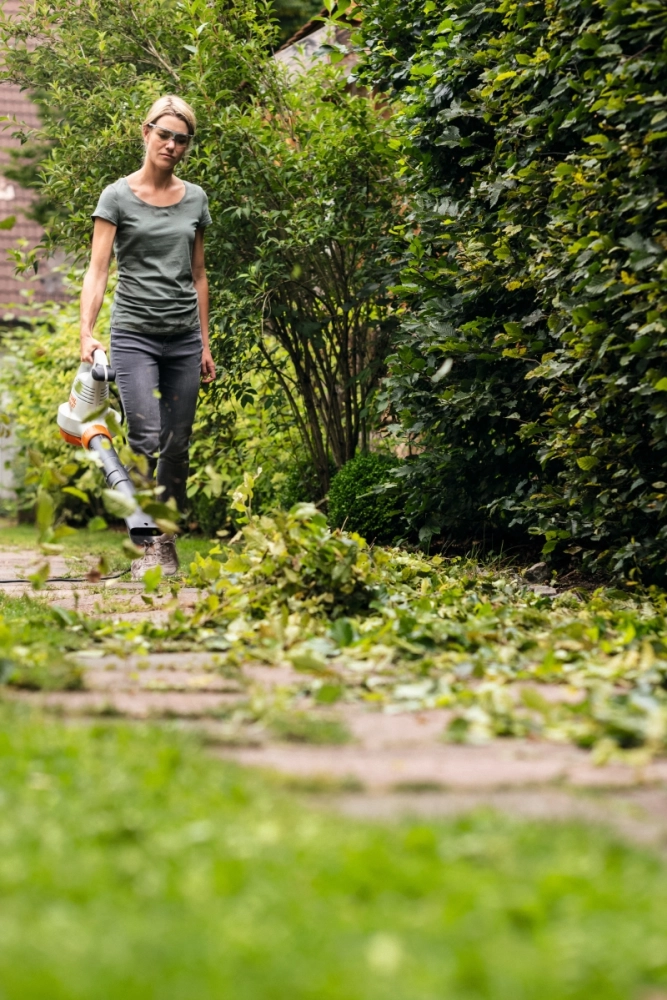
[327,452,403,543]
[359,0,667,577]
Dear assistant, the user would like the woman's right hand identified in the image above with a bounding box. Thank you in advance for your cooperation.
[80,334,106,363]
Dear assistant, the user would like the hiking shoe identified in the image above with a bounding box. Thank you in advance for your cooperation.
[131,534,179,580]
[155,533,179,576]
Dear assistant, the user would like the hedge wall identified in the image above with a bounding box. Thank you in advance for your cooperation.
[359,0,667,577]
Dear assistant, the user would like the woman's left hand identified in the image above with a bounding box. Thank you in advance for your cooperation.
[201,348,216,384]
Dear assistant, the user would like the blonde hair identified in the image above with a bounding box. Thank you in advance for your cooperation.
[143,95,196,136]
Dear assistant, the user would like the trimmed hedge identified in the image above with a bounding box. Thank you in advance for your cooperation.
[327,452,403,543]
[359,0,667,577]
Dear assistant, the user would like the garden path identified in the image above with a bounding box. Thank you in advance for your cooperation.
[3,545,667,847]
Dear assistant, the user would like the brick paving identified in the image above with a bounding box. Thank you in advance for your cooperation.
[3,544,667,844]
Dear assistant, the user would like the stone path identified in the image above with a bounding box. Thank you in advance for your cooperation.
[3,544,667,846]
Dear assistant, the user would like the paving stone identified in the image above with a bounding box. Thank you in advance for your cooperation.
[4,689,241,718]
[219,734,667,791]
[332,787,667,849]
[0,549,70,581]
[5,542,667,833]
[72,651,241,694]
[243,663,304,688]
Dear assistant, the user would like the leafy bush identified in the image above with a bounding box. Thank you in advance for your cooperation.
[276,456,337,510]
[271,0,324,43]
[0,291,297,531]
[1,1,403,493]
[358,0,667,577]
[186,373,298,533]
[0,292,114,521]
[327,451,403,543]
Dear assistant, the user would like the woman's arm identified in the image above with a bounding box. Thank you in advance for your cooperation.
[192,227,216,383]
[80,217,116,362]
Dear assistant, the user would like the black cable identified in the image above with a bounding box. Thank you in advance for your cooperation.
[0,568,131,585]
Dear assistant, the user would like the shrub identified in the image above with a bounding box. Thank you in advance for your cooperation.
[327,452,403,543]
[276,457,338,510]
[358,0,667,577]
[0,290,297,532]
[0,2,403,495]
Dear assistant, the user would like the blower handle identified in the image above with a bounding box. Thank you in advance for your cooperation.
[91,349,116,383]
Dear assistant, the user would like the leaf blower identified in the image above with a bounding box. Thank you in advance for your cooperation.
[57,349,160,542]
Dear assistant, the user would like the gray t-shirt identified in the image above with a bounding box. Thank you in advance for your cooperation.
[92,177,212,334]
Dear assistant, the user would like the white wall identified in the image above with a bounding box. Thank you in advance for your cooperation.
[0,346,16,508]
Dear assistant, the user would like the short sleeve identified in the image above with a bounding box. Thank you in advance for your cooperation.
[198,189,212,229]
[92,184,120,225]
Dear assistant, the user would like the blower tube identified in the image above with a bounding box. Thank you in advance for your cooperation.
[87,435,160,543]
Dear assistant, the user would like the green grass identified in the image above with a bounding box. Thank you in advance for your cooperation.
[268,709,352,744]
[0,592,85,689]
[0,521,213,579]
[0,704,666,999]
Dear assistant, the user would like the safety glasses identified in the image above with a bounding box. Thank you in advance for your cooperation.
[147,123,192,147]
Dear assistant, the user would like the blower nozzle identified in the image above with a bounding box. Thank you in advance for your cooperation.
[57,349,160,543]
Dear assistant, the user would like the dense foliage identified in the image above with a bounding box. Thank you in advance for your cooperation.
[271,0,323,42]
[0,0,402,491]
[184,497,667,761]
[0,0,274,265]
[0,292,298,528]
[327,450,403,542]
[358,0,667,577]
[195,69,401,489]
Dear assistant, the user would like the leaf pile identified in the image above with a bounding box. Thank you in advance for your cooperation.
[5,503,667,760]
[0,593,84,690]
[184,503,667,761]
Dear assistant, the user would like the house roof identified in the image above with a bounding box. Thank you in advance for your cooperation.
[274,5,361,77]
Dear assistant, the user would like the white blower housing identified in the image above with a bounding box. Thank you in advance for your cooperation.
[57,349,160,542]
[57,349,119,448]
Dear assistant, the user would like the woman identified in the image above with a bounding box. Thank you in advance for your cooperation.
[80,95,215,578]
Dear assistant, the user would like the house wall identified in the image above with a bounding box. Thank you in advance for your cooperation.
[0,0,64,312]
[0,1,69,510]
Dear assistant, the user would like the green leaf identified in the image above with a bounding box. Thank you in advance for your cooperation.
[62,486,90,504]
[155,518,179,535]
[87,516,108,532]
[576,456,599,471]
[28,561,50,590]
[315,683,343,704]
[287,644,329,673]
[122,538,145,558]
[141,500,179,521]
[102,489,137,519]
[330,617,354,647]
[36,491,55,534]
[142,564,162,593]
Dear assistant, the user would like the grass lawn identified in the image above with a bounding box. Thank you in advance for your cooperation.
[0,520,214,578]
[0,704,666,999]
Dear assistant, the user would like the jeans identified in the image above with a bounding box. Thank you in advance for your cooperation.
[110,327,202,513]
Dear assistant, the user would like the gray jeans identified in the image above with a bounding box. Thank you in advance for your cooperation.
[110,327,202,512]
